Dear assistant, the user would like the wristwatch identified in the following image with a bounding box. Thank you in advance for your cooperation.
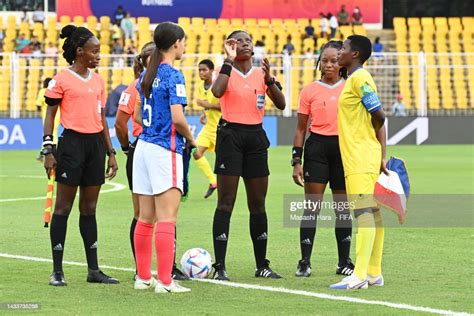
[291,158,302,167]
[265,77,276,86]
[41,147,54,156]
[106,148,117,156]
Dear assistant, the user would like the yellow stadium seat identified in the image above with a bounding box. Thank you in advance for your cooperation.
[230,18,243,29]
[218,18,230,28]
[434,17,448,29]
[448,17,462,29]
[60,15,71,26]
[87,16,98,34]
[178,17,191,27]
[73,16,85,26]
[258,19,270,28]
[100,16,111,30]
[191,17,204,29]
[204,18,217,30]
[407,17,420,28]
[353,25,367,36]
[421,17,433,28]
[462,17,473,29]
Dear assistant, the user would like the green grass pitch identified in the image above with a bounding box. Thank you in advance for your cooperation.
[0,145,472,315]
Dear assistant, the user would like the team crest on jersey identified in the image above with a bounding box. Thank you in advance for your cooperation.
[152,78,160,88]
[256,94,265,110]
[47,79,56,90]
[119,92,131,106]
[176,84,186,97]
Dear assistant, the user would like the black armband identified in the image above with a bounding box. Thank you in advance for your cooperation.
[44,96,62,106]
[292,146,303,159]
[219,63,232,76]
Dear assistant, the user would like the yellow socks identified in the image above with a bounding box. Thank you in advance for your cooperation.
[354,212,376,280]
[195,156,216,185]
[368,210,384,277]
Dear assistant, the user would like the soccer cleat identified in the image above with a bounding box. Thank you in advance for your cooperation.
[255,259,282,279]
[49,271,67,286]
[87,269,120,284]
[336,258,355,276]
[134,276,158,290]
[295,259,312,277]
[212,263,230,281]
[330,274,368,290]
[368,274,384,287]
[154,280,191,294]
[172,264,189,281]
[204,184,217,199]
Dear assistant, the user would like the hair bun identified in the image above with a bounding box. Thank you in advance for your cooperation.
[59,25,77,39]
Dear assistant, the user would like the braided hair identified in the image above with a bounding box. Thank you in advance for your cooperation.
[133,41,156,79]
[227,30,248,40]
[60,25,95,65]
[316,40,348,80]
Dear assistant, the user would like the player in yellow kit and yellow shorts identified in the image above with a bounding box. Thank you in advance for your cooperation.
[193,59,221,198]
[36,78,60,161]
[330,35,388,290]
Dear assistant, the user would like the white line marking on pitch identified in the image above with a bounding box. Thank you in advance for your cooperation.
[0,180,126,203]
[0,253,471,316]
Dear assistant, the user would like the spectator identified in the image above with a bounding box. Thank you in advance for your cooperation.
[337,5,349,26]
[392,94,408,116]
[30,35,41,50]
[304,19,315,39]
[282,37,295,55]
[253,40,265,66]
[120,12,134,40]
[320,12,328,38]
[125,40,137,66]
[328,13,338,39]
[32,4,45,24]
[32,43,42,58]
[373,36,384,60]
[352,6,363,25]
[15,33,31,52]
[113,5,125,24]
[112,38,124,68]
[21,8,30,23]
[112,22,122,41]
[45,42,58,55]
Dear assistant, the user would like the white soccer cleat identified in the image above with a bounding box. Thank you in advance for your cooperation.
[134,276,158,290]
[330,274,368,290]
[368,274,384,287]
[155,280,191,294]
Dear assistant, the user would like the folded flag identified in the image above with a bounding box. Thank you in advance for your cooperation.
[374,156,410,224]
[182,142,196,202]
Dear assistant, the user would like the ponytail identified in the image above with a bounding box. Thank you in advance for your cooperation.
[133,55,144,79]
[140,48,163,98]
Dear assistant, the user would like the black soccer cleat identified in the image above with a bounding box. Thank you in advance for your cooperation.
[172,264,189,281]
[204,184,217,199]
[255,259,282,279]
[87,269,120,284]
[49,271,67,286]
[295,259,312,277]
[212,263,230,281]
[336,258,355,276]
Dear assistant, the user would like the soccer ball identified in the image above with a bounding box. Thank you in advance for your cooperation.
[180,248,212,279]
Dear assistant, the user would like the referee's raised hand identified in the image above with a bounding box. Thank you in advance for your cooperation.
[224,38,237,61]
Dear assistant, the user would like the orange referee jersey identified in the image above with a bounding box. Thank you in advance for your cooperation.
[298,79,345,136]
[118,78,142,137]
[220,67,267,125]
[45,69,106,134]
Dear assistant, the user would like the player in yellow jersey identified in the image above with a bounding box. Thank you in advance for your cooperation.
[36,78,60,161]
[330,35,388,290]
[193,59,221,198]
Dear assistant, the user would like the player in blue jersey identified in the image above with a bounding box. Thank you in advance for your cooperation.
[132,22,196,294]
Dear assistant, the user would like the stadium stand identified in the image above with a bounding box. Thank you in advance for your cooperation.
[0,15,471,116]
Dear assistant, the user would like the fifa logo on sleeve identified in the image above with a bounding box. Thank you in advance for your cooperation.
[256,94,265,110]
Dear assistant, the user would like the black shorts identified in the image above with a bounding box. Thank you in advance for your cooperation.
[303,133,345,190]
[126,138,138,191]
[55,129,105,187]
[214,120,270,179]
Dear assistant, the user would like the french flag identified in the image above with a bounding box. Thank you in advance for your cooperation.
[374,157,410,224]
